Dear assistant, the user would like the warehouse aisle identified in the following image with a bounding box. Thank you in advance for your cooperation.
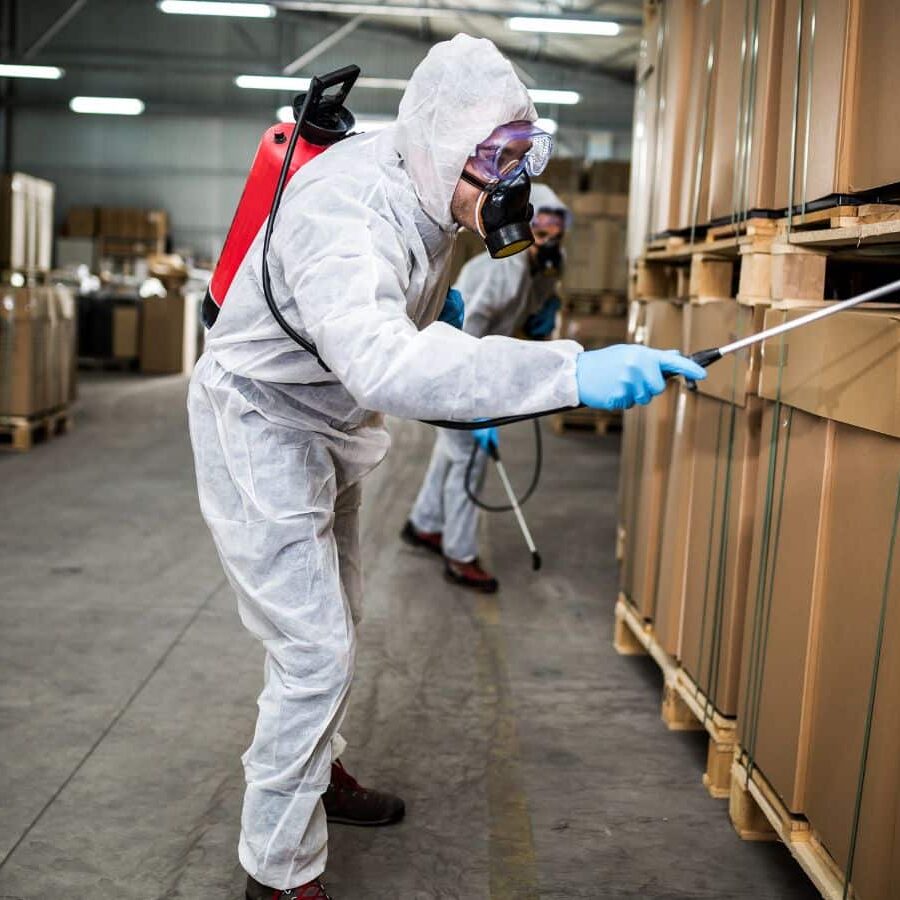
[0,373,819,900]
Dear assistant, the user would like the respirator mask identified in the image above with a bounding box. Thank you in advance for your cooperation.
[462,120,553,259]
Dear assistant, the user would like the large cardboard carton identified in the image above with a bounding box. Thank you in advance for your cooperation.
[140,291,197,375]
[706,0,785,221]
[680,389,762,714]
[653,385,700,658]
[0,174,55,272]
[585,161,630,195]
[0,287,52,417]
[564,218,627,293]
[629,0,697,252]
[759,306,900,439]
[774,0,900,210]
[558,312,627,349]
[736,403,831,812]
[803,424,900,896]
[626,300,684,618]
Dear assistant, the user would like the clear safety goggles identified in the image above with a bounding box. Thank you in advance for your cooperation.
[467,120,554,185]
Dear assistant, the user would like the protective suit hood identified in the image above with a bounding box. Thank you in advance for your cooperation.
[530,183,574,231]
[394,33,537,229]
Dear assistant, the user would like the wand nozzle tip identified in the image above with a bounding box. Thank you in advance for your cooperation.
[532,551,542,571]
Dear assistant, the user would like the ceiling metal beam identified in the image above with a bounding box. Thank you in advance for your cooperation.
[282,13,366,74]
[22,0,88,60]
[273,1,641,27]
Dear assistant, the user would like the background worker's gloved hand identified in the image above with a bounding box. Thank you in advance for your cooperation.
[576,345,707,410]
[438,288,465,330]
[472,426,499,455]
[523,296,561,339]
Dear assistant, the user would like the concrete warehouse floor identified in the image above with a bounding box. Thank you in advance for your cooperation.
[0,372,820,900]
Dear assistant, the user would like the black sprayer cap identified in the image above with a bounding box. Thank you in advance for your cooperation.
[291,94,356,146]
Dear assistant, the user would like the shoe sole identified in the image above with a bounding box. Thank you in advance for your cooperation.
[400,528,443,557]
[442,569,499,594]
[327,808,406,827]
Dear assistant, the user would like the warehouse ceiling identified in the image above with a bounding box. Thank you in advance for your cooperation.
[2,0,643,143]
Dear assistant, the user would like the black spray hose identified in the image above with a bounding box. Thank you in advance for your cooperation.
[463,417,542,512]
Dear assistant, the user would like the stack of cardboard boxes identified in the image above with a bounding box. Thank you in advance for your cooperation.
[628,0,900,255]
[618,1,900,893]
[0,173,77,437]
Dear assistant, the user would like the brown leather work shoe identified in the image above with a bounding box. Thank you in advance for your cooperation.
[400,519,443,556]
[246,874,332,899]
[443,557,499,593]
[322,759,406,826]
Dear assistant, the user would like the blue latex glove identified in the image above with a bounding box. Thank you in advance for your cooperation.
[576,345,707,410]
[473,426,499,456]
[523,295,561,339]
[438,288,465,330]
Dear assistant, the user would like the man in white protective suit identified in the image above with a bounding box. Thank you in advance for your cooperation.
[402,184,572,592]
[188,33,706,900]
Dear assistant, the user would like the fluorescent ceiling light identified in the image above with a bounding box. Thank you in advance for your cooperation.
[508,16,620,36]
[529,89,580,106]
[535,117,558,136]
[238,74,310,90]
[0,64,64,80]
[158,1,275,16]
[70,96,145,115]
[239,74,407,91]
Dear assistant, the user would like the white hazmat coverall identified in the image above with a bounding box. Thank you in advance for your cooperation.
[410,184,571,561]
[188,34,583,889]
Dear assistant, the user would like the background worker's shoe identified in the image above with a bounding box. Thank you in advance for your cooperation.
[443,557,499,593]
[246,875,332,899]
[323,759,406,826]
[400,520,443,556]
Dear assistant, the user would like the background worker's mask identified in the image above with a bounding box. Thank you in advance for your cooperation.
[461,169,535,259]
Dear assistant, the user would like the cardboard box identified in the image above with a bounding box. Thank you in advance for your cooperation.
[558,312,627,349]
[0,173,55,272]
[759,306,900,439]
[803,423,900,895]
[65,206,98,238]
[628,0,697,253]
[774,0,900,210]
[567,192,629,220]
[0,286,51,417]
[140,291,197,375]
[706,0,786,221]
[585,161,630,195]
[653,385,700,658]
[680,391,762,714]
[627,300,684,618]
[736,403,831,813]
[564,218,627,293]
[686,300,767,405]
[541,158,583,194]
[112,306,140,359]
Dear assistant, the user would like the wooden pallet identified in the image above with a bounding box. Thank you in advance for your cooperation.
[614,598,737,798]
[0,406,72,452]
[730,755,851,899]
[551,408,621,436]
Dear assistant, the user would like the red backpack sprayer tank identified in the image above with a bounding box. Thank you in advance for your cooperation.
[202,65,360,334]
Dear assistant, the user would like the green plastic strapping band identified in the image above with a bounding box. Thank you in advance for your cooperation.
[843,474,900,900]
[747,405,793,771]
[741,330,787,774]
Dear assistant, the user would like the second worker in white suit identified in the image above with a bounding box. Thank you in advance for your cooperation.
[402,184,572,592]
